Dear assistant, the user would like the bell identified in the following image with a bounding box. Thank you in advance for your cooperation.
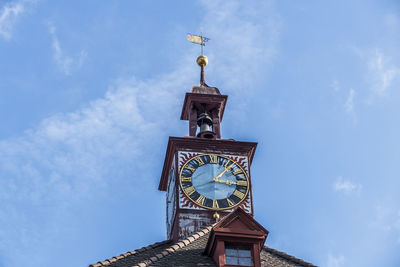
[197,113,214,139]
[200,122,211,133]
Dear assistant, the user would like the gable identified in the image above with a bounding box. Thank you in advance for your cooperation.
[214,207,269,236]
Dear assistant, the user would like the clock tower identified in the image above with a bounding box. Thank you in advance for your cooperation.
[90,49,316,267]
[158,55,258,242]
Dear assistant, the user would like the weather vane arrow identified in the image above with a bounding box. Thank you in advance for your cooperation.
[187,33,210,55]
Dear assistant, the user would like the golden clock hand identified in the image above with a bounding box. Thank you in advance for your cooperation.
[212,162,236,182]
[225,162,235,171]
[214,178,237,185]
[212,169,228,181]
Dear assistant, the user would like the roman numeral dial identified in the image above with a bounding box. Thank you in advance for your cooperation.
[179,154,249,211]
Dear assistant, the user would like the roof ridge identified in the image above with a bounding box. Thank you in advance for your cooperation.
[131,226,212,267]
[89,239,172,267]
[263,246,317,267]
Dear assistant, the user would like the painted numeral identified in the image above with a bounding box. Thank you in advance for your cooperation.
[194,157,205,166]
[185,166,196,172]
[232,169,243,175]
[195,195,205,205]
[181,176,192,182]
[233,190,245,199]
[184,186,196,196]
[209,155,218,164]
[236,180,248,186]
[226,198,235,207]
[212,199,219,209]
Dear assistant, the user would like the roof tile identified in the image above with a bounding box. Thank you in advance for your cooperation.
[161,251,169,256]
[171,244,180,250]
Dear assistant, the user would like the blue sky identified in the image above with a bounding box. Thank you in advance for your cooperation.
[1,1,400,266]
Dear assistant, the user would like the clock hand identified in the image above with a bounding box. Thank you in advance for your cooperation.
[212,162,235,182]
[225,162,235,171]
[214,179,237,185]
[212,170,226,181]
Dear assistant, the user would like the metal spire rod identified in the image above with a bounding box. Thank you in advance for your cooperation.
[187,32,210,86]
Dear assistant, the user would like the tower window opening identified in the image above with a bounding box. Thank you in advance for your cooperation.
[197,112,214,138]
[225,244,253,266]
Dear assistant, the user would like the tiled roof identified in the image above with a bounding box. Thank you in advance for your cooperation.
[89,226,213,267]
[89,226,316,267]
[261,247,316,267]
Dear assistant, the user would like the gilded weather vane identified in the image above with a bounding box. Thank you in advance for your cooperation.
[186,32,210,55]
[187,32,211,86]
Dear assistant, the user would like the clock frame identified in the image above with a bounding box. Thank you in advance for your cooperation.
[179,154,249,211]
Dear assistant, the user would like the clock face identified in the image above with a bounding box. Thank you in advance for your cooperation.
[179,154,249,210]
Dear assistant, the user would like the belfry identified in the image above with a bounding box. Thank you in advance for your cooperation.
[90,38,316,267]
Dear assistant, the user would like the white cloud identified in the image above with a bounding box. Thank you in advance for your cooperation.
[344,88,355,115]
[333,176,362,194]
[200,0,281,95]
[367,50,400,100]
[331,80,340,92]
[326,254,345,267]
[344,88,357,122]
[0,70,195,267]
[0,1,24,39]
[48,22,87,75]
[369,205,400,242]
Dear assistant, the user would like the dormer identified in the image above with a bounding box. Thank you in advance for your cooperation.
[205,208,269,267]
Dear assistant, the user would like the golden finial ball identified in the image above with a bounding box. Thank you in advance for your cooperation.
[213,211,220,220]
[197,55,208,66]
